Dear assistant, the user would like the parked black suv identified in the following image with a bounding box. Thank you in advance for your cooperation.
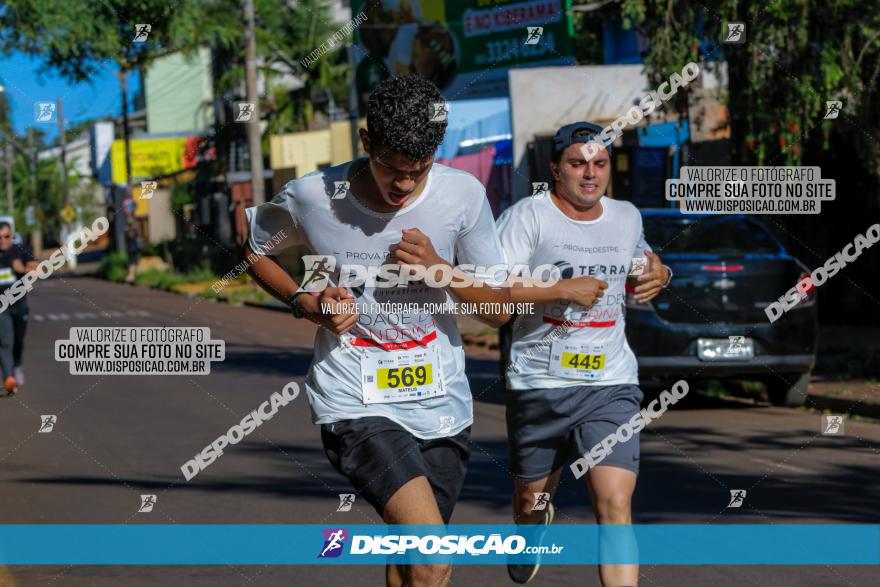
[626,211,819,405]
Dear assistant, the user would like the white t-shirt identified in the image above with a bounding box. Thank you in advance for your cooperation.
[497,195,650,390]
[245,159,506,439]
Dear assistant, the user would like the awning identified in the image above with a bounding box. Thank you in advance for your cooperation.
[436,98,511,161]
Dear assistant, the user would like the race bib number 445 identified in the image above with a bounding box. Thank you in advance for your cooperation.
[548,340,607,381]
[361,346,445,404]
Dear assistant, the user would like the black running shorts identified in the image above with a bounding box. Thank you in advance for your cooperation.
[321,416,471,523]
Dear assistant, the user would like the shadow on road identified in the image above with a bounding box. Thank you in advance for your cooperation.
[213,343,314,378]
[11,337,878,525]
[461,355,880,524]
[17,441,353,500]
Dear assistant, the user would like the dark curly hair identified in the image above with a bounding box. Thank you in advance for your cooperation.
[366,75,447,162]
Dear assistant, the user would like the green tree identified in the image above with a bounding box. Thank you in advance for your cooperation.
[1,0,351,255]
[0,0,192,229]
[180,0,350,135]
[572,4,606,65]
[7,141,64,238]
[1,0,350,154]
[618,1,880,174]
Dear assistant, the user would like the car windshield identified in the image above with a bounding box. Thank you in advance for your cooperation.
[643,216,782,255]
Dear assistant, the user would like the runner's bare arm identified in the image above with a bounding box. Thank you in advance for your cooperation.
[393,228,511,327]
[242,241,298,303]
[243,240,359,335]
[509,276,608,308]
[446,275,512,327]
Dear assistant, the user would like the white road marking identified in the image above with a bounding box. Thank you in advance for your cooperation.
[748,457,813,474]
[32,310,151,322]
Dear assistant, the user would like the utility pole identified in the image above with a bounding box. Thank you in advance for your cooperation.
[58,96,69,208]
[4,142,12,215]
[0,84,13,215]
[347,45,361,159]
[116,70,134,255]
[27,127,41,255]
[244,0,265,205]
[118,71,133,192]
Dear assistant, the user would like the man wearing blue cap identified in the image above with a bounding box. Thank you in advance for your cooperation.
[497,122,672,585]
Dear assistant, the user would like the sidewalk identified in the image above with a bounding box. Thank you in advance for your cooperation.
[808,379,880,419]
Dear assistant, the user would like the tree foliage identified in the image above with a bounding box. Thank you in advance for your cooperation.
[0,0,182,78]
[619,0,880,175]
[0,0,350,144]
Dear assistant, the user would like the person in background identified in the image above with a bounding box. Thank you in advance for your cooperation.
[0,221,37,392]
[125,222,144,283]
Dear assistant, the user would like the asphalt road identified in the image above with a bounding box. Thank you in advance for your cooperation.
[0,276,878,586]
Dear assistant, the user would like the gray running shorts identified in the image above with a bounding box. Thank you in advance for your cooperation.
[505,384,644,480]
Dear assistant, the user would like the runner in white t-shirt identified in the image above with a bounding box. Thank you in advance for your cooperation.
[497,122,671,586]
[244,76,510,587]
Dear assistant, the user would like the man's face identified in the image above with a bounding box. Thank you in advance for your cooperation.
[0,227,13,251]
[552,142,611,208]
[360,130,433,208]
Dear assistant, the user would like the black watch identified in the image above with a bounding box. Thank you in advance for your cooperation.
[289,291,313,318]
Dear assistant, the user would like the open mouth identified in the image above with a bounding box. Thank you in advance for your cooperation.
[388,191,411,203]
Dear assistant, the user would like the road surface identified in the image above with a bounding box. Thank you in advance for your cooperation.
[1,277,877,586]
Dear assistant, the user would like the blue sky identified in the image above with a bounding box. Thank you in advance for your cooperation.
[0,52,141,144]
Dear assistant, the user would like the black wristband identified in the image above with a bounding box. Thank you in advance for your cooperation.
[288,291,313,318]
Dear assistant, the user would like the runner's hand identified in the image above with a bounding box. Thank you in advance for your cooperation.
[299,287,359,335]
[632,251,670,302]
[393,228,446,281]
[558,277,608,308]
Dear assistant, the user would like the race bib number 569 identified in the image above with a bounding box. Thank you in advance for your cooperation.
[377,364,433,389]
[361,346,445,404]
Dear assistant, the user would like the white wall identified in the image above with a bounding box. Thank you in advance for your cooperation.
[509,65,648,200]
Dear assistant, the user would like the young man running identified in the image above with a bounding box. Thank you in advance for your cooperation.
[497,122,671,586]
[244,75,510,587]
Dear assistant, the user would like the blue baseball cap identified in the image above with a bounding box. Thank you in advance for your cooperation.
[552,121,610,158]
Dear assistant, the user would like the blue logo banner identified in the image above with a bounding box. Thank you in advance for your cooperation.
[0,525,878,565]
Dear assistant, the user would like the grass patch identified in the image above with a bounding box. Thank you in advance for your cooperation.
[704,379,730,399]
[134,268,217,291]
[99,257,280,307]
[96,251,130,283]
[224,287,276,305]
[825,388,851,397]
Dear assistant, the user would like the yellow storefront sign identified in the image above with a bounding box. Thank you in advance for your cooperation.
[131,185,151,217]
[111,137,189,186]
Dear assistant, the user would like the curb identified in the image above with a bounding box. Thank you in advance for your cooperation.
[806,392,880,419]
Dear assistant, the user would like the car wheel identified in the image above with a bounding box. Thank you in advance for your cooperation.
[763,372,811,407]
